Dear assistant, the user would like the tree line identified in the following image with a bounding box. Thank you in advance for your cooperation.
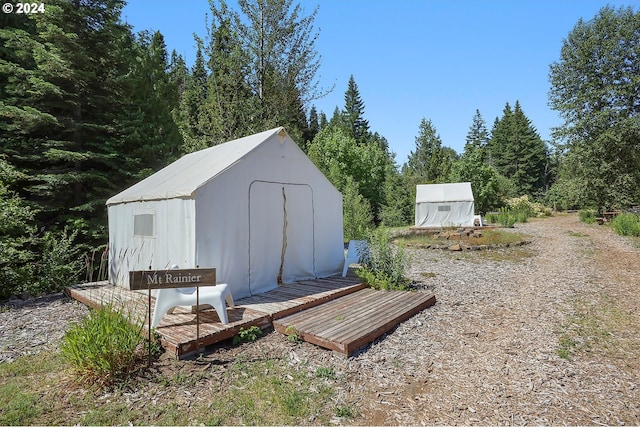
[1,0,638,298]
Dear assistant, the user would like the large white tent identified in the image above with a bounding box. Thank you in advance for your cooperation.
[107,127,344,299]
[415,182,475,227]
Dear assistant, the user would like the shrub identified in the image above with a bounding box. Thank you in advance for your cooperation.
[579,209,597,224]
[485,207,517,227]
[27,227,84,295]
[233,326,263,344]
[61,303,145,387]
[611,212,640,237]
[356,227,412,291]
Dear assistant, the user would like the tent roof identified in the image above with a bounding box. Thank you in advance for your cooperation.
[416,182,474,203]
[107,127,289,206]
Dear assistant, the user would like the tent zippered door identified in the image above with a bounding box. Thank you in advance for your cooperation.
[248,181,315,295]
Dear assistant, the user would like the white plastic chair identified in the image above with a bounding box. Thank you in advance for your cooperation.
[151,283,235,328]
[342,240,369,277]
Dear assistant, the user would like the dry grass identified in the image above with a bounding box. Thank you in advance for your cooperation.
[397,228,530,247]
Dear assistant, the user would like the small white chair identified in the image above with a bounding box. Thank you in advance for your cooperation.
[151,283,235,328]
[342,240,370,277]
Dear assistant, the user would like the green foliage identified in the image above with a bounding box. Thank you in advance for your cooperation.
[340,75,370,144]
[27,227,83,295]
[61,304,145,387]
[335,404,359,418]
[488,101,549,196]
[579,209,597,224]
[380,164,413,227]
[0,160,37,299]
[356,227,412,291]
[548,6,640,210]
[405,118,452,184]
[233,326,264,345]
[308,126,389,222]
[611,212,640,237]
[505,195,552,218]
[315,366,337,380]
[342,176,374,241]
[284,326,302,343]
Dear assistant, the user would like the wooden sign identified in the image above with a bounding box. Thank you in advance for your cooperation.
[129,268,216,291]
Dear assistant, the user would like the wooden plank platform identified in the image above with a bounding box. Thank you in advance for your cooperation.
[66,275,365,358]
[273,288,436,356]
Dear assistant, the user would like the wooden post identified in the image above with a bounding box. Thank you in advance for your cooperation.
[129,268,216,363]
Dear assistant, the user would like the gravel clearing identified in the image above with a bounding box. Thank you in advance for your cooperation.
[1,213,639,425]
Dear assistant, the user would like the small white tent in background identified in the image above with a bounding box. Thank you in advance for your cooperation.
[106,127,344,300]
[415,182,475,227]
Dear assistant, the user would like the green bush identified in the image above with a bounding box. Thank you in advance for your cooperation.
[611,212,640,237]
[579,209,597,224]
[233,326,263,344]
[356,227,412,291]
[485,207,517,227]
[61,304,145,387]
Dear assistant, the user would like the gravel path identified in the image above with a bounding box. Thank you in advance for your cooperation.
[1,213,639,425]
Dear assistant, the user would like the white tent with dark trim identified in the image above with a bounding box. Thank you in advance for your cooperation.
[414,182,475,227]
[106,127,344,299]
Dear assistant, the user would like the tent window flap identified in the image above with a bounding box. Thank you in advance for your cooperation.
[133,213,155,237]
[437,205,451,212]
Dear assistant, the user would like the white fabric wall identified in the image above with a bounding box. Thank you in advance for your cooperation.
[108,199,196,289]
[415,201,475,227]
[194,134,343,300]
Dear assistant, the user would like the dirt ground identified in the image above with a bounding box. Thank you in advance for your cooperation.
[1,213,639,425]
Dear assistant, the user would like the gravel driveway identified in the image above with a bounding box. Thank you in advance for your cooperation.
[1,213,639,425]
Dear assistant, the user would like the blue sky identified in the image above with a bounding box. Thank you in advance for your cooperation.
[122,0,634,164]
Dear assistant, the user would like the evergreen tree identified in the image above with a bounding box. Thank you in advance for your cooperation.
[342,75,370,143]
[488,101,548,196]
[405,118,449,183]
[177,44,209,153]
[464,109,489,160]
[118,30,182,181]
[0,158,37,298]
[304,105,320,145]
[202,0,258,144]
[0,0,140,244]
[380,162,412,227]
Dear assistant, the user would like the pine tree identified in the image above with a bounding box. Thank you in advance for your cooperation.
[488,101,548,196]
[202,0,257,144]
[405,118,449,183]
[177,45,209,153]
[118,30,183,183]
[464,109,489,160]
[0,0,141,244]
[342,75,370,143]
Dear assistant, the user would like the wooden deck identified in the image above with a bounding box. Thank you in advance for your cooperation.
[273,288,436,356]
[66,275,436,358]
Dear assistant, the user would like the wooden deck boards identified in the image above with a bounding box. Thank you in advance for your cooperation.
[67,275,365,358]
[66,275,436,358]
[273,288,436,356]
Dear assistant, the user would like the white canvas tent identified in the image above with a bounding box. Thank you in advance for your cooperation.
[415,182,475,227]
[107,127,344,300]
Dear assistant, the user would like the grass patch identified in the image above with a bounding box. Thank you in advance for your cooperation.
[610,212,640,237]
[397,228,530,248]
[0,350,347,425]
[567,230,589,238]
[557,294,640,368]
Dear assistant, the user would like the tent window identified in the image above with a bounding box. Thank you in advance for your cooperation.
[437,205,451,212]
[134,213,155,237]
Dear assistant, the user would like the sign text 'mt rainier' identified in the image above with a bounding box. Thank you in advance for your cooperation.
[129,268,216,291]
